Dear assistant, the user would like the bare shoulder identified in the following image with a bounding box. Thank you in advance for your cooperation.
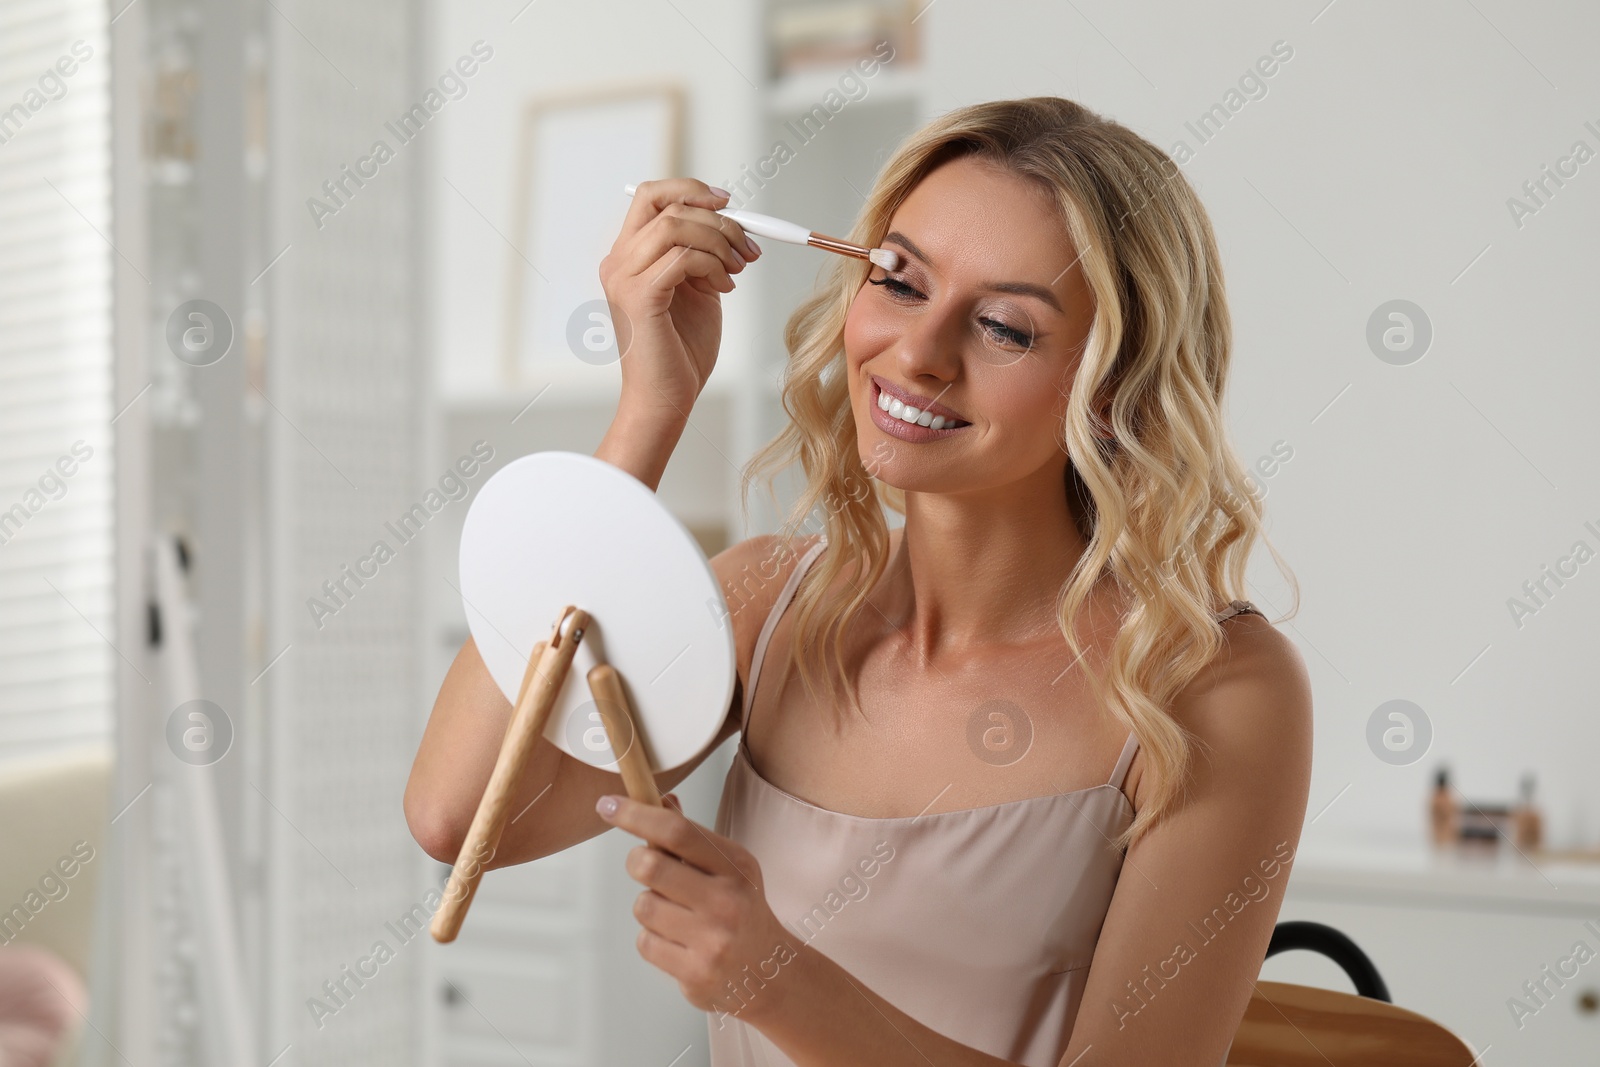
[1127,609,1313,810]
[705,533,824,742]
[1207,609,1312,707]
[1176,610,1314,787]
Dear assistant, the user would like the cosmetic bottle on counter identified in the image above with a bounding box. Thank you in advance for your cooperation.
[1430,765,1459,848]
[1513,772,1544,851]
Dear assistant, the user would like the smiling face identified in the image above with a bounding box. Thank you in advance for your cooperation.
[844,155,1097,495]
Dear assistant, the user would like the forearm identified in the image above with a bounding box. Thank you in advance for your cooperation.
[744,943,1019,1067]
[407,401,684,863]
[593,401,688,492]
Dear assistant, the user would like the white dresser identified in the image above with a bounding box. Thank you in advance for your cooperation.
[1265,831,1600,1066]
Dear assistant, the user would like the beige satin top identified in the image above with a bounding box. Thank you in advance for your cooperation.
[708,537,1258,1067]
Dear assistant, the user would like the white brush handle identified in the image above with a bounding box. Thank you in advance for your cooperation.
[712,209,810,246]
[623,184,811,248]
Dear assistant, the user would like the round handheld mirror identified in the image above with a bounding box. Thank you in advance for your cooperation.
[458,451,735,772]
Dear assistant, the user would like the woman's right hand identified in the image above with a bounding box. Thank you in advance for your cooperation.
[598,178,762,425]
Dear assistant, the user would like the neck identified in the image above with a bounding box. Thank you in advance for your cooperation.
[874,459,1101,660]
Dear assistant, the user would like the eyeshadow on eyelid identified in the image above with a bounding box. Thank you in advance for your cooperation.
[877,246,1063,313]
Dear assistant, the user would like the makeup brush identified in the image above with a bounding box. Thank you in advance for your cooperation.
[624,183,901,271]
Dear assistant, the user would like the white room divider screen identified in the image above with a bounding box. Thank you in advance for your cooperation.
[263,0,433,1063]
[98,0,435,1064]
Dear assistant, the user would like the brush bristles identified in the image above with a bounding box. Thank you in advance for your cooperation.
[868,248,900,271]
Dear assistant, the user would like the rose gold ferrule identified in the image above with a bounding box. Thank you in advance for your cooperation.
[805,232,872,261]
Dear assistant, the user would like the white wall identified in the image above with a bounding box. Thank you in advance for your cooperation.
[428,0,764,399]
[913,1,1600,851]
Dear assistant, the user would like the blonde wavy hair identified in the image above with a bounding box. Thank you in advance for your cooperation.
[738,96,1298,850]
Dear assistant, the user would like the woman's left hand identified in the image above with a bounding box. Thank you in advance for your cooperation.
[596,791,802,1021]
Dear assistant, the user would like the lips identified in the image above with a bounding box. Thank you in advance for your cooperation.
[868,374,969,426]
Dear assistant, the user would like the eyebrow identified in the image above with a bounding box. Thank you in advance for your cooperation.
[881,230,1064,314]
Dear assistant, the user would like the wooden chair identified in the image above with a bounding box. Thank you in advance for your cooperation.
[1227,922,1480,1067]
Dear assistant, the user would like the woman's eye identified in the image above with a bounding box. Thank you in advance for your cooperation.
[869,275,1033,348]
[867,275,922,300]
[983,318,1033,348]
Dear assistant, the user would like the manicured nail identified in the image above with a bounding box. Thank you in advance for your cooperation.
[744,236,761,257]
[709,185,731,199]
[597,795,619,818]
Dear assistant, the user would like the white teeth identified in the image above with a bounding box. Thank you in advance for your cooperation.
[877,383,962,430]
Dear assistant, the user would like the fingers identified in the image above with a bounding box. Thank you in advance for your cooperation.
[633,879,701,940]
[695,205,762,261]
[635,925,693,978]
[617,177,729,243]
[642,245,736,296]
[601,178,765,318]
[598,793,738,878]
[626,842,712,909]
[616,205,758,282]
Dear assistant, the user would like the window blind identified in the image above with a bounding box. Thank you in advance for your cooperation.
[0,0,112,767]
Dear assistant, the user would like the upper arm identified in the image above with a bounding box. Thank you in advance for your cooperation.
[531,532,820,817]
[698,531,822,751]
[405,532,815,867]
[1060,615,1315,1066]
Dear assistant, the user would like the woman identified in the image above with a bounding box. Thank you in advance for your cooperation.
[406,96,1313,1067]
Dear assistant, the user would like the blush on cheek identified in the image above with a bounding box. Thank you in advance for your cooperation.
[843,292,900,367]
[842,293,868,355]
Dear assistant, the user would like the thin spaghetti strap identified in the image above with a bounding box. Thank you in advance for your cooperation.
[1216,599,1264,621]
[1107,731,1139,791]
[740,537,828,738]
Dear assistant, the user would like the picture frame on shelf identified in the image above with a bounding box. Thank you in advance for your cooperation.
[767,0,921,78]
[501,82,684,387]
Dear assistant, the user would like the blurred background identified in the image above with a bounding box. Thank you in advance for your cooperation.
[2,0,1598,1063]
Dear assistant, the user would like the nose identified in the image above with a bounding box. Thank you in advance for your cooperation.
[890,296,965,387]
